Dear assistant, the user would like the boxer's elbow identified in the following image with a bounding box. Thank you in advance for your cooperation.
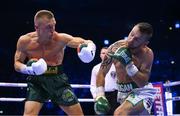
[137,80,149,88]
[14,61,22,72]
[132,72,149,87]
[14,63,19,72]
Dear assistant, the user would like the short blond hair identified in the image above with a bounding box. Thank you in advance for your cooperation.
[34,10,54,24]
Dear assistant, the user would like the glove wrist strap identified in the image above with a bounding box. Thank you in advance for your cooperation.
[126,63,138,77]
[20,64,35,75]
[96,86,105,97]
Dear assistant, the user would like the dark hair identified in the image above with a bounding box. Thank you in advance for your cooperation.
[136,22,153,40]
[101,47,108,50]
[34,10,54,23]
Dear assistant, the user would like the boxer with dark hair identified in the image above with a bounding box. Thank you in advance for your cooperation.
[95,22,157,115]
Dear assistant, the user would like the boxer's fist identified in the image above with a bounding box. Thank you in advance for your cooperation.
[20,58,47,75]
[108,47,139,77]
[31,58,47,75]
[77,42,96,63]
[26,58,38,66]
[108,47,132,66]
[94,96,110,114]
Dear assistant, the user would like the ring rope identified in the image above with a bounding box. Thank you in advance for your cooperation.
[0,82,90,88]
[0,98,94,102]
[0,96,180,102]
[0,81,180,103]
[0,81,180,88]
[163,81,180,87]
[166,96,180,101]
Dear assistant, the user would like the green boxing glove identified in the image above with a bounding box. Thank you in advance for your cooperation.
[108,47,139,77]
[94,96,110,115]
[108,47,132,66]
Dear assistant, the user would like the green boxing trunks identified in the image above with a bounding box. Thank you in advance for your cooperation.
[26,65,79,106]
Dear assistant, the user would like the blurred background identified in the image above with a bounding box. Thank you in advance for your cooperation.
[0,0,179,115]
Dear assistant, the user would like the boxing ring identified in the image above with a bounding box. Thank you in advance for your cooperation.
[0,81,180,115]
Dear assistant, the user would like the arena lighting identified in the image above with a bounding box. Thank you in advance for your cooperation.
[175,22,180,29]
[169,27,173,30]
[171,60,175,64]
[104,39,109,45]
[155,60,160,65]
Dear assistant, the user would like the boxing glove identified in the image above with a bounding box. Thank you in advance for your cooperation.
[94,96,110,114]
[108,47,138,77]
[20,58,47,75]
[108,47,132,66]
[77,42,96,63]
[94,86,110,114]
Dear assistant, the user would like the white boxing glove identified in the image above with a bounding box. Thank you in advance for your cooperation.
[20,58,47,75]
[77,42,96,63]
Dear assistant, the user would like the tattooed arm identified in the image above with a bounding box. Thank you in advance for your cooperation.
[94,54,113,114]
[96,55,113,87]
[96,40,125,87]
[93,54,113,114]
[107,39,127,54]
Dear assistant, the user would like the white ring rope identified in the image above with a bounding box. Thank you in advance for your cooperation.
[0,81,180,103]
[0,96,180,102]
[163,81,180,87]
[0,82,90,88]
[0,82,92,102]
[0,81,180,88]
[166,96,180,101]
[0,98,94,102]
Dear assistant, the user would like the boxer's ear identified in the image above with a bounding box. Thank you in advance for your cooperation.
[34,25,38,30]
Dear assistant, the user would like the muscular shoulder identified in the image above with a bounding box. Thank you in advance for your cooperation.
[137,47,154,64]
[140,47,154,71]
[145,47,154,61]
[17,32,37,49]
[54,32,73,44]
[18,32,37,42]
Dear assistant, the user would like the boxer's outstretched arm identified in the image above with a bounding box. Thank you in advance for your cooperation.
[60,33,96,63]
[60,33,93,48]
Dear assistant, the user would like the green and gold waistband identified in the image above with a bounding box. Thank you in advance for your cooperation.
[44,65,64,75]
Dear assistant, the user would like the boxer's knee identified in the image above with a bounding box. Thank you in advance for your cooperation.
[114,107,129,115]
[23,101,42,116]
[24,108,37,116]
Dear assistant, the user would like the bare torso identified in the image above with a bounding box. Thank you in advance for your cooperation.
[23,32,66,66]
